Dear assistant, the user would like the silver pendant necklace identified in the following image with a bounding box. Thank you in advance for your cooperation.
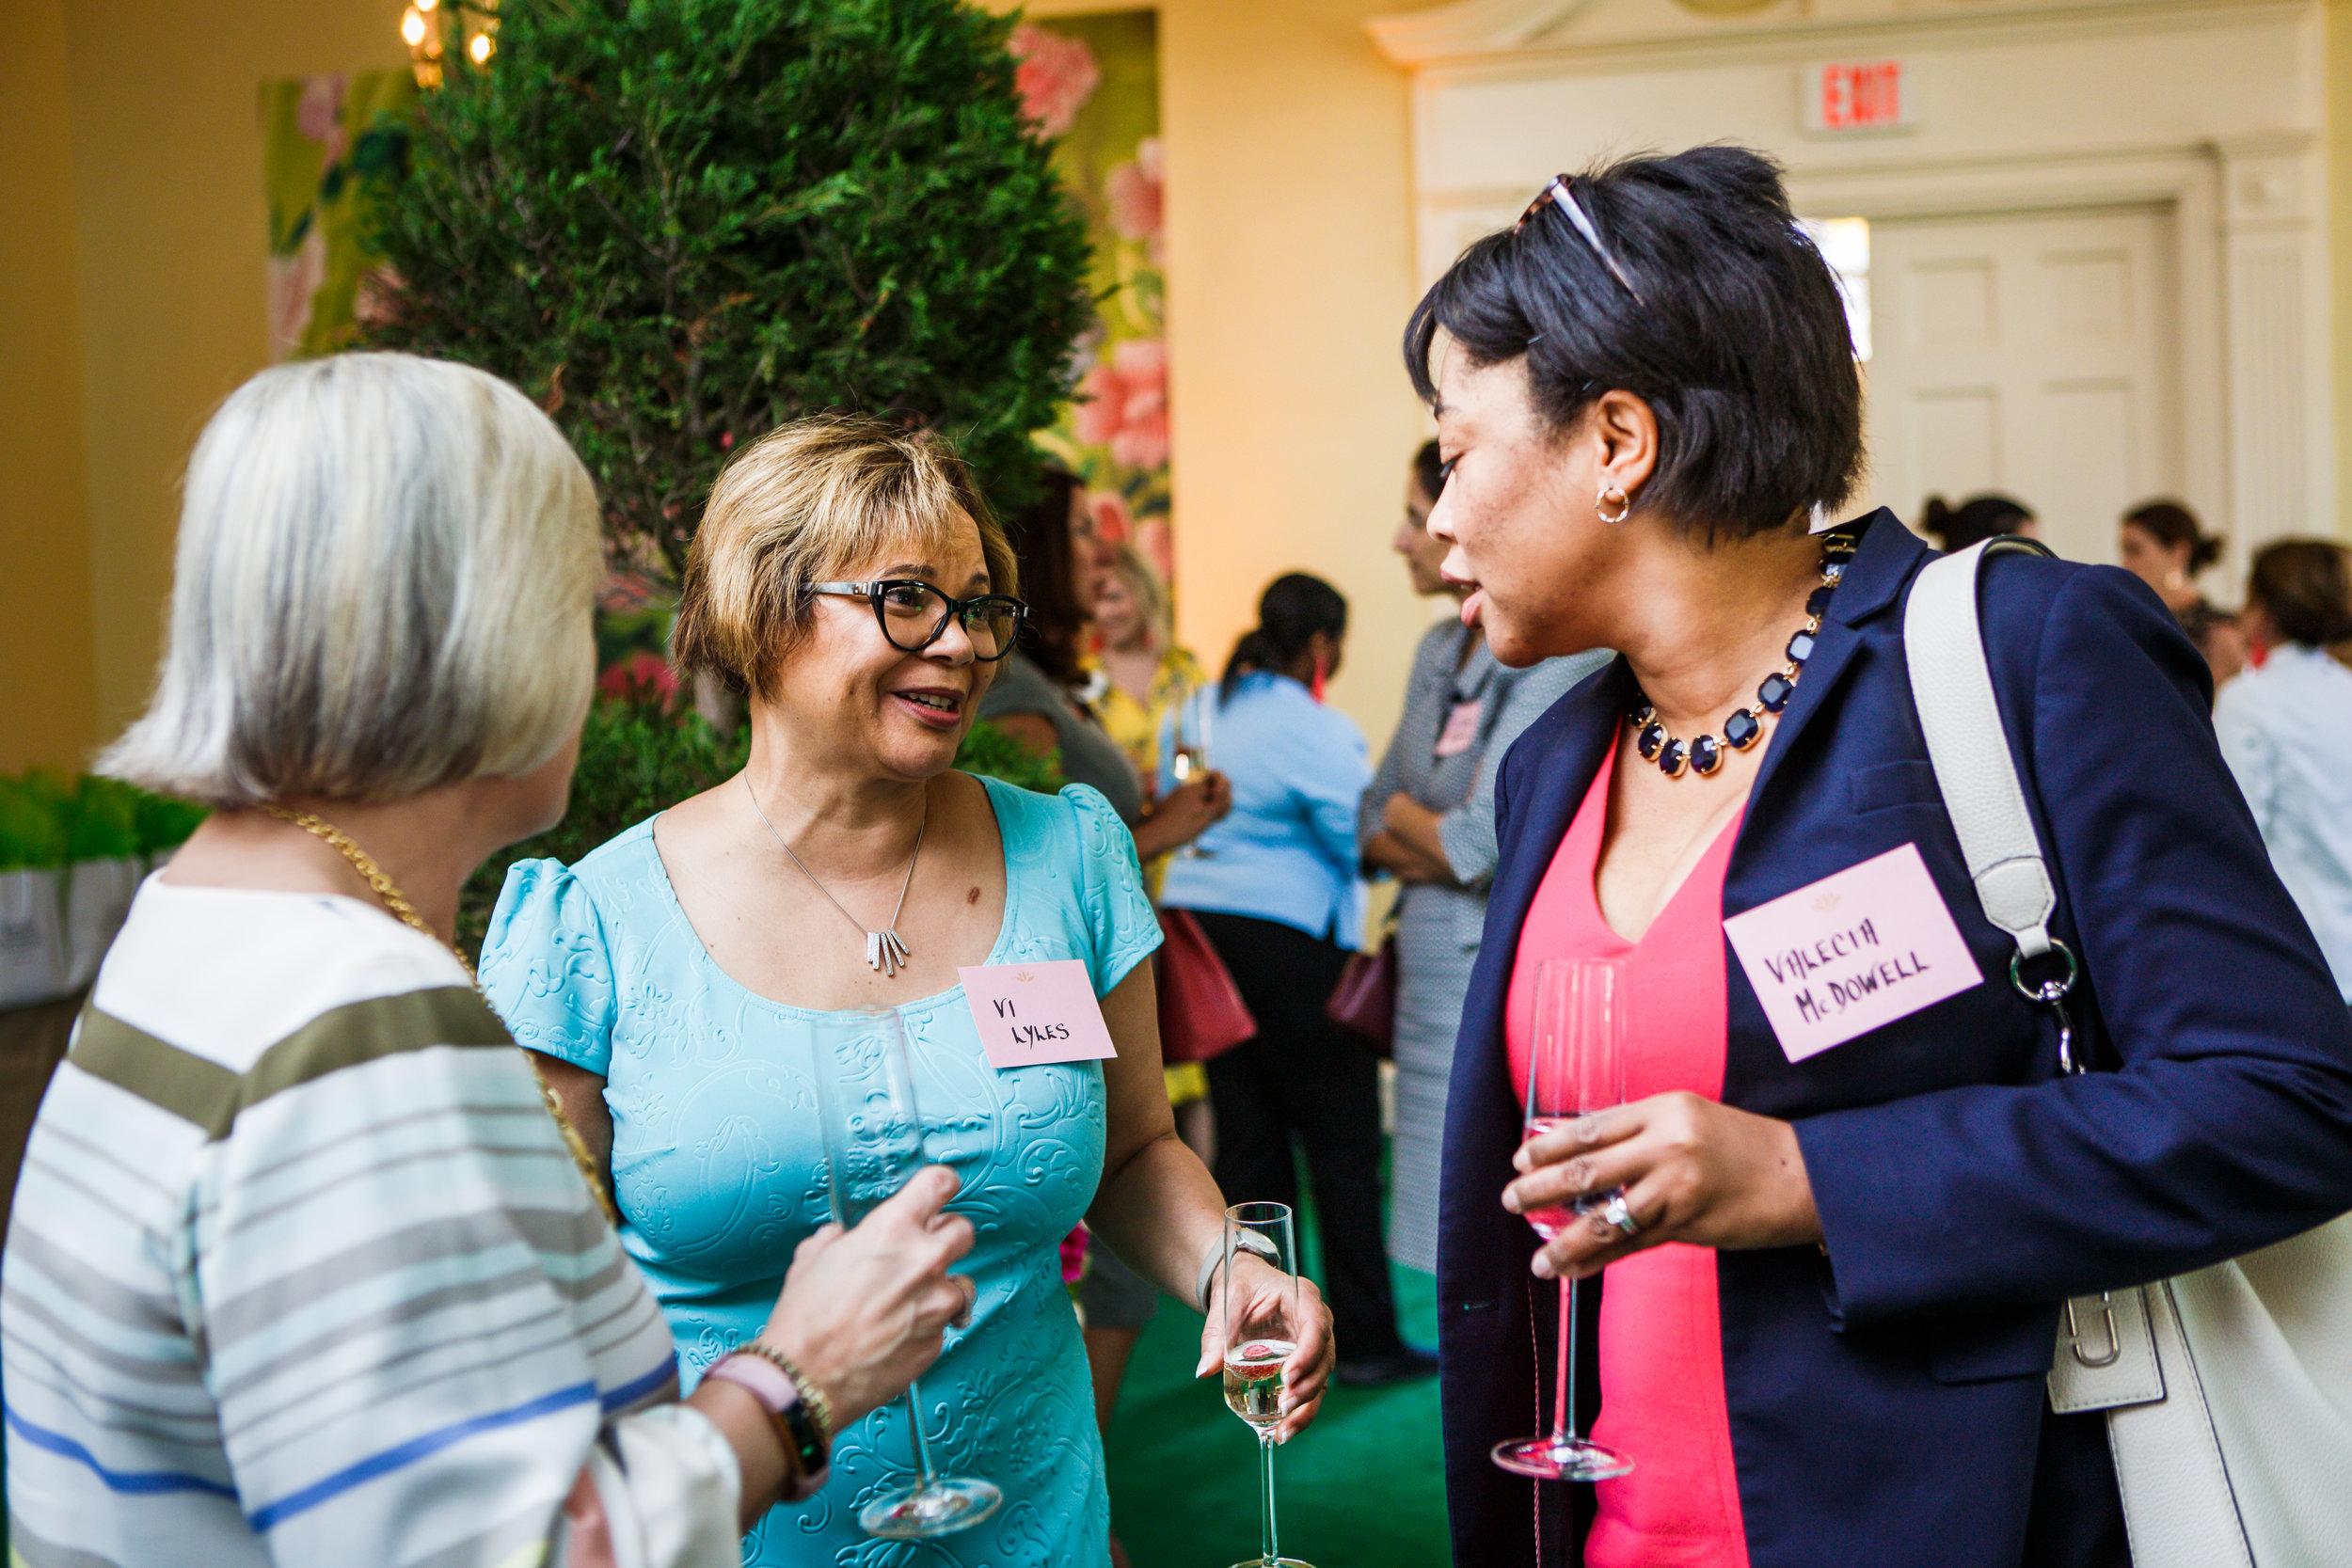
[743,776,927,977]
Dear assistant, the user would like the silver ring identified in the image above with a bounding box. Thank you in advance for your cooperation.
[1600,1194,1640,1238]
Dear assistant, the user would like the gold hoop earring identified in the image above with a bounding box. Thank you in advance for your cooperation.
[1597,484,1631,524]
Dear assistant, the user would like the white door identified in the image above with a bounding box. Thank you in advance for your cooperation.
[1859,205,2184,565]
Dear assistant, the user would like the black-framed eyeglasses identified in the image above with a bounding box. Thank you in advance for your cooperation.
[1515,174,1645,306]
[808,580,1029,661]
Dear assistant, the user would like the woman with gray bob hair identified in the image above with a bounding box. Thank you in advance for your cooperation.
[103,351,601,802]
[5,352,975,1568]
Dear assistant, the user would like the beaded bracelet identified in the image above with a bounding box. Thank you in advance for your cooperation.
[709,1342,833,1494]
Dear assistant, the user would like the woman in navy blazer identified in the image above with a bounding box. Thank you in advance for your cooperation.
[1413,148,2352,1567]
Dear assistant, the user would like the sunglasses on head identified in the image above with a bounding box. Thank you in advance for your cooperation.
[1515,175,1645,306]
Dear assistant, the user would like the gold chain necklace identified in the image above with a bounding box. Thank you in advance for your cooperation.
[261,804,621,1226]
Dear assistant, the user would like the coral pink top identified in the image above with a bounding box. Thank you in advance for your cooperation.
[1504,746,1750,1568]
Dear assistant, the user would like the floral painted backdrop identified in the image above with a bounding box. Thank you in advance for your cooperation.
[261,71,414,362]
[1010,11,1173,585]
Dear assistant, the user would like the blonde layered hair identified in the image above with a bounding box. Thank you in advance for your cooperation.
[1101,541,1172,650]
[101,353,601,806]
[673,414,1015,697]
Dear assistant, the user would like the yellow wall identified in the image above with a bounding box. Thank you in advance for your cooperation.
[1016,0,1432,752]
[0,0,404,771]
[61,0,408,749]
[0,0,99,773]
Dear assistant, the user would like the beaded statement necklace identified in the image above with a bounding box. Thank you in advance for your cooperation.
[1626,530,1858,780]
[261,804,622,1226]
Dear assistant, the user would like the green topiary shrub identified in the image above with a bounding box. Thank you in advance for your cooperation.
[365,0,1093,580]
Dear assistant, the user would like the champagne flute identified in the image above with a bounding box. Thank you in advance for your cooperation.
[1222,1202,1311,1568]
[1491,958,1635,1481]
[1171,685,1216,858]
[807,1010,1002,1539]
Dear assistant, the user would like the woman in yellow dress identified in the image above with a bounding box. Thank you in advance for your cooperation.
[1085,544,1213,1132]
[1087,541,1203,789]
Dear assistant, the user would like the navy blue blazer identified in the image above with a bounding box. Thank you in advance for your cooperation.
[1437,511,2352,1568]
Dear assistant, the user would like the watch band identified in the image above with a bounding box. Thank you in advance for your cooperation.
[1196,1228,1282,1313]
[707,1349,830,1498]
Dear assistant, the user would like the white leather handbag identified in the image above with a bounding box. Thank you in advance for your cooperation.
[1904,537,2352,1568]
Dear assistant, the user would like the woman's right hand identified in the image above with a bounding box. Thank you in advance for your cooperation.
[756,1164,977,1427]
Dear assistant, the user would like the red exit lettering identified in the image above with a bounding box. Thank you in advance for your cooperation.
[1818,61,1904,131]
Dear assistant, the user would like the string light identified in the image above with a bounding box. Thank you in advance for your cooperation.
[401,0,491,87]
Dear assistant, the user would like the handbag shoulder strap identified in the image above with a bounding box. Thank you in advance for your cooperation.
[1901,537,2083,1066]
[1902,537,2059,960]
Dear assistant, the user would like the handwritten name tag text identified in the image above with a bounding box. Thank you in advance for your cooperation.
[961,958,1119,1069]
[1723,843,1981,1062]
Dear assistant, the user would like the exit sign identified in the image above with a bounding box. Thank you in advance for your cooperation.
[1804,60,1915,134]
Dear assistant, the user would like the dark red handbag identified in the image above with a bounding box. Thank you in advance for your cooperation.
[1325,922,1397,1053]
[1156,907,1257,1064]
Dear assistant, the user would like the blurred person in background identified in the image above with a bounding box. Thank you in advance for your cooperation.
[2122,499,2246,686]
[6,355,977,1568]
[1919,492,2037,553]
[1089,541,1206,811]
[481,420,1328,1568]
[2216,538,2352,1004]
[1087,540,1216,1154]
[1162,573,1438,1386]
[1359,438,1611,1277]
[980,471,1230,1568]
[984,468,1230,864]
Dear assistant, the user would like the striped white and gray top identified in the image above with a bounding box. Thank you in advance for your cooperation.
[3,879,739,1568]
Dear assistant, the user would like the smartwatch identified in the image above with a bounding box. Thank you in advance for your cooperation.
[706,1346,832,1499]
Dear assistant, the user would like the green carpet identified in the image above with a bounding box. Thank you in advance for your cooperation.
[1103,1262,1448,1568]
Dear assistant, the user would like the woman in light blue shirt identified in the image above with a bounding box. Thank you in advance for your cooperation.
[1160,575,1429,1385]
[2216,539,2352,1002]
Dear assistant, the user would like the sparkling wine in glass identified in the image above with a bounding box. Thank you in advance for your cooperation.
[1491,958,1634,1483]
[808,1010,1002,1539]
[1171,686,1216,858]
[1222,1202,1311,1568]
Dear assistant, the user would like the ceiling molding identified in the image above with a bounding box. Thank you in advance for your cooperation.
[1365,0,1592,67]
[1367,0,2307,70]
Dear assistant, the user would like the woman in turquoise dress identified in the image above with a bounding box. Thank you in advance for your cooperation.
[480,415,1332,1566]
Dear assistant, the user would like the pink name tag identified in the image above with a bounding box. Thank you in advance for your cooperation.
[961,959,1119,1069]
[1435,699,1484,758]
[1721,843,1982,1063]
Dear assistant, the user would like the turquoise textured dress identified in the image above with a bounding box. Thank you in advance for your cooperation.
[479,778,1160,1567]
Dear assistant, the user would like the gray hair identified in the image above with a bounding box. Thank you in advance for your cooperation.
[101,352,601,805]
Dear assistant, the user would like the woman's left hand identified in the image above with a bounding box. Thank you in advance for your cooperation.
[1502,1092,1823,1281]
[1195,1257,1336,1443]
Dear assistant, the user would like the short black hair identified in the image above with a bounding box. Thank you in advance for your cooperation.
[1921,493,2033,552]
[1411,438,1445,503]
[1404,146,1864,541]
